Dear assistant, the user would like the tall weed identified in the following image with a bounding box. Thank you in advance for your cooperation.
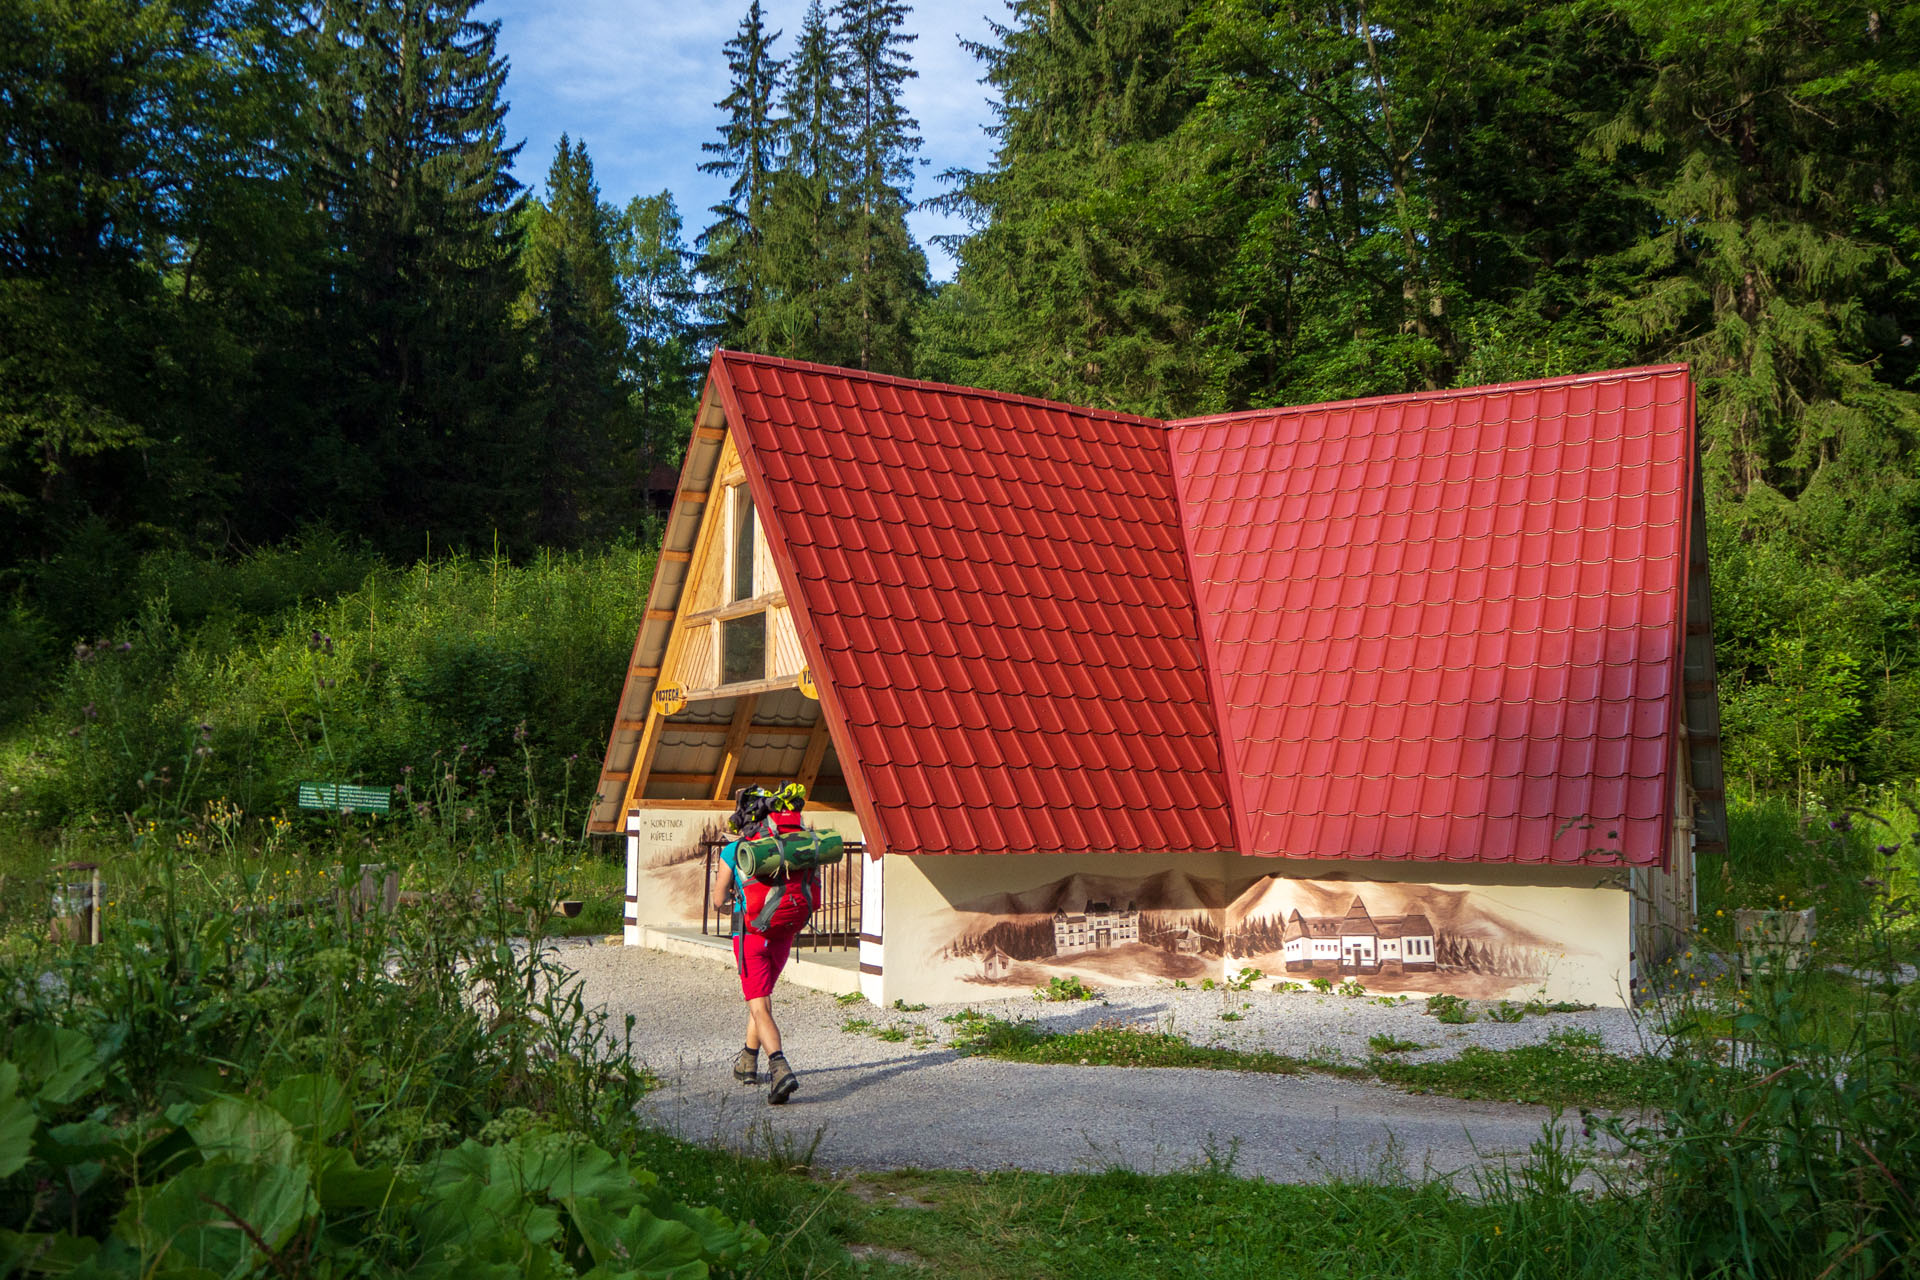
[1,542,652,834]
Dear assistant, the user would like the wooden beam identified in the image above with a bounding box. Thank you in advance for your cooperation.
[629,666,659,678]
[695,425,726,441]
[619,709,669,820]
[645,609,674,622]
[797,717,832,793]
[711,694,760,801]
[627,720,811,739]
[677,488,709,504]
[649,772,800,787]
[660,550,691,564]
[628,798,855,813]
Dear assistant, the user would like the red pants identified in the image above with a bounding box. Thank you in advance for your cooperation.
[734,929,799,1000]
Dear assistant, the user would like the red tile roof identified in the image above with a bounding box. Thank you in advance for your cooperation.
[717,352,1237,858]
[704,352,1698,867]
[1168,366,1693,866]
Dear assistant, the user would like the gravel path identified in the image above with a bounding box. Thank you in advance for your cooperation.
[564,943,1646,1185]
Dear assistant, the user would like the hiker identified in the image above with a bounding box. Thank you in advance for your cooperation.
[711,783,815,1105]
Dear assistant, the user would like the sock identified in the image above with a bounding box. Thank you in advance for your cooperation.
[741,1046,758,1058]
[767,1050,787,1062]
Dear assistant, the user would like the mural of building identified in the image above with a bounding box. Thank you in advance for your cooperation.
[1052,900,1139,954]
[1282,897,1436,975]
[593,351,1726,1009]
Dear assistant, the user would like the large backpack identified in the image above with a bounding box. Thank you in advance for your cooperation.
[734,826,846,882]
[724,788,843,936]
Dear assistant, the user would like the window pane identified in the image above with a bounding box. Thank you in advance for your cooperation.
[721,613,765,684]
[733,490,755,602]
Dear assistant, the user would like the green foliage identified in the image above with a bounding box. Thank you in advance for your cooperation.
[518,137,638,548]
[0,832,775,1277]
[700,0,928,371]
[1366,1033,1425,1055]
[1371,1029,1673,1110]
[616,191,701,474]
[953,1012,1669,1109]
[1032,974,1101,1002]
[1,542,650,832]
[953,1016,1307,1074]
[1425,994,1475,1024]
[1607,879,1920,1277]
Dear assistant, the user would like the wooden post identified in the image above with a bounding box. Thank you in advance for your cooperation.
[797,716,832,793]
[711,694,761,801]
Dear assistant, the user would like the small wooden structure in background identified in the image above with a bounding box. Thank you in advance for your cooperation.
[50,860,102,945]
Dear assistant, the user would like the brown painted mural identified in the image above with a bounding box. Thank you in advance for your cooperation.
[1225,877,1584,997]
[939,871,1227,988]
[928,869,1592,998]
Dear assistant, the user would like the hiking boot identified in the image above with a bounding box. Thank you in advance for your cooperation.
[732,1048,759,1085]
[766,1053,798,1105]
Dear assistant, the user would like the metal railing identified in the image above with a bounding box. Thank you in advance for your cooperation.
[701,836,863,952]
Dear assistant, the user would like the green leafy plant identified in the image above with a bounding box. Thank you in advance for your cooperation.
[891,999,928,1012]
[1425,994,1475,1024]
[1308,977,1333,994]
[1033,975,1101,1003]
[1367,1034,1426,1055]
[1272,980,1304,992]
[1223,966,1264,991]
[1486,1001,1527,1024]
[1335,979,1367,998]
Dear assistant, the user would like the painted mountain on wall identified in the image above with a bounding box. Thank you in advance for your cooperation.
[1226,876,1590,997]
[938,871,1227,986]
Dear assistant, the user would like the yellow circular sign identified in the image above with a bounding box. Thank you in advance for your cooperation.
[653,687,687,716]
[798,668,818,700]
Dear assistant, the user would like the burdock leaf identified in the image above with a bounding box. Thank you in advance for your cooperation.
[0,1064,35,1178]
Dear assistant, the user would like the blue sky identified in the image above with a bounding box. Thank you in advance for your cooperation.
[480,0,1007,279]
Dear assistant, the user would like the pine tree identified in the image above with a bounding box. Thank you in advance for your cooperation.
[520,136,631,546]
[0,0,315,559]
[1595,0,1920,529]
[831,0,927,373]
[697,1,786,348]
[760,0,856,363]
[927,0,1201,411]
[303,0,526,554]
[616,191,700,474]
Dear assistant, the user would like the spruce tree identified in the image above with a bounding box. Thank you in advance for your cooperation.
[520,136,631,547]
[760,0,857,363]
[697,1,785,348]
[303,0,526,554]
[616,192,700,473]
[831,0,927,373]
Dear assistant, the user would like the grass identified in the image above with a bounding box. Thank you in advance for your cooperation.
[1367,1033,1427,1054]
[952,1015,1670,1109]
[821,1161,1659,1280]
[952,1014,1315,1075]
[1374,1032,1674,1110]
[611,1122,1662,1280]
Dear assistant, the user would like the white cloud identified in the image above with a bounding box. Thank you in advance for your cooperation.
[483,0,1005,278]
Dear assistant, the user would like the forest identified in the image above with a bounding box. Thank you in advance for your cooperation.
[1,5,1917,1276]
[3,0,1918,821]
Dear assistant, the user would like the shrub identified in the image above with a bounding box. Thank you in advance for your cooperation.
[1033,974,1101,1003]
[1,542,653,834]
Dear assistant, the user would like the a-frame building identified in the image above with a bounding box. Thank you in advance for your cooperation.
[594,351,1726,1007]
